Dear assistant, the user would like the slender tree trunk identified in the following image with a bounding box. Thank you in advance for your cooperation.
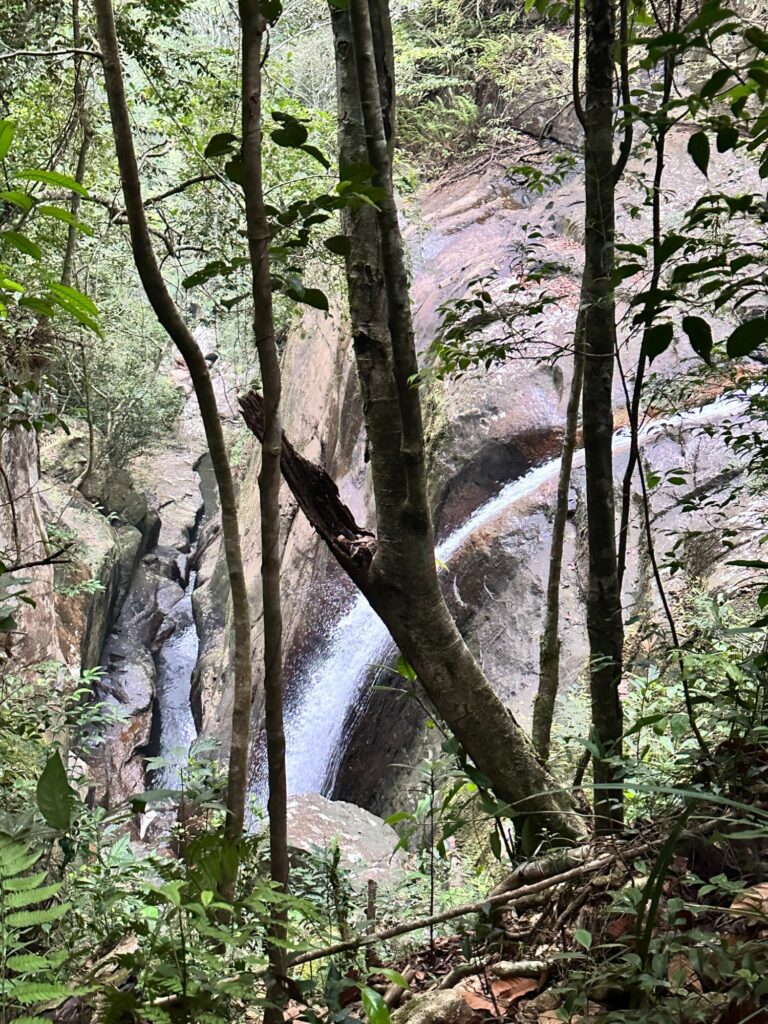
[616,3,680,588]
[93,0,255,879]
[63,0,96,492]
[321,0,586,843]
[238,0,288,1008]
[581,0,624,832]
[532,309,585,762]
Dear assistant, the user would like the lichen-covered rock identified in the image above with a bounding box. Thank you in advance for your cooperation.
[392,990,476,1024]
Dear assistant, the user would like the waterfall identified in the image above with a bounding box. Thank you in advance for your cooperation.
[282,388,752,796]
[152,570,199,789]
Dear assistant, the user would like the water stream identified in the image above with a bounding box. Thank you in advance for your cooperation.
[152,570,199,789]
[283,389,752,796]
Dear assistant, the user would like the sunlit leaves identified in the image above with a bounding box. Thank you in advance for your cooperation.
[0,231,41,260]
[16,168,88,196]
[0,119,15,160]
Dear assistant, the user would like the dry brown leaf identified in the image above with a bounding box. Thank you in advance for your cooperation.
[666,953,702,993]
[729,882,768,919]
[459,976,538,1012]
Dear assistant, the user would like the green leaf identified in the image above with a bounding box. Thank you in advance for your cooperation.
[682,315,713,364]
[204,132,238,158]
[383,811,414,825]
[716,126,739,152]
[0,190,34,212]
[687,131,710,176]
[300,143,330,169]
[642,321,674,361]
[35,752,72,831]
[300,287,328,311]
[323,234,351,257]
[5,882,62,909]
[573,928,592,950]
[726,317,768,358]
[19,296,54,316]
[17,169,88,197]
[6,902,72,928]
[0,231,41,260]
[700,67,731,98]
[271,124,309,148]
[36,205,93,236]
[0,119,15,160]
[224,158,245,186]
[360,986,390,1024]
[378,969,410,990]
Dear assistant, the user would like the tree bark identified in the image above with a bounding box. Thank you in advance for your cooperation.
[581,0,624,832]
[297,0,587,844]
[93,0,255,874]
[532,308,585,762]
[238,0,288,1008]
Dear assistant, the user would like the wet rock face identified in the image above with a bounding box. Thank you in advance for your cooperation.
[0,426,64,668]
[334,413,767,813]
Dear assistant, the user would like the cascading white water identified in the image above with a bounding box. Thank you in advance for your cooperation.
[153,571,199,789]
[283,389,753,796]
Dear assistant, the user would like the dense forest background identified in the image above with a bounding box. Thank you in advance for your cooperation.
[3,0,768,1020]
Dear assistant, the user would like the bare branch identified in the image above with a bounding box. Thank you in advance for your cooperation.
[0,48,101,62]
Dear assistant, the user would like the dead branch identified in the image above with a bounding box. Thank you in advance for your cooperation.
[238,389,375,582]
[0,48,101,61]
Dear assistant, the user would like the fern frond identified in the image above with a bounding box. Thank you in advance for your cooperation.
[13,981,75,1004]
[5,902,72,927]
[3,871,47,893]
[4,882,62,909]
[0,848,41,879]
[6,953,60,972]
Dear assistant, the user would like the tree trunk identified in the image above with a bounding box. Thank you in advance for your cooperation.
[532,308,585,762]
[238,0,288,1008]
[93,0,255,877]
[62,0,96,493]
[237,0,587,845]
[581,0,624,832]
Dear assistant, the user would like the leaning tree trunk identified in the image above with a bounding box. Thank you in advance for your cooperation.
[238,0,289,1009]
[94,0,255,878]
[251,0,586,844]
[581,0,624,832]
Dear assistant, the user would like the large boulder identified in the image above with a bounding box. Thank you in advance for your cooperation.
[284,793,407,886]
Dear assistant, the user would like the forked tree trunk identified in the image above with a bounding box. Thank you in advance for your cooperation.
[581,0,624,832]
[262,0,586,844]
[93,0,255,880]
[238,0,288,1008]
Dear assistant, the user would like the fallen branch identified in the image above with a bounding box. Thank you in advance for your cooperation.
[152,849,616,1008]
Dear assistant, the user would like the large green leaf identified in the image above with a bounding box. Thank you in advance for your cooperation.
[687,131,710,176]
[35,753,72,832]
[0,120,15,160]
[726,317,768,358]
[0,231,41,260]
[17,169,88,197]
[360,986,390,1024]
[36,205,93,237]
[682,315,713,364]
